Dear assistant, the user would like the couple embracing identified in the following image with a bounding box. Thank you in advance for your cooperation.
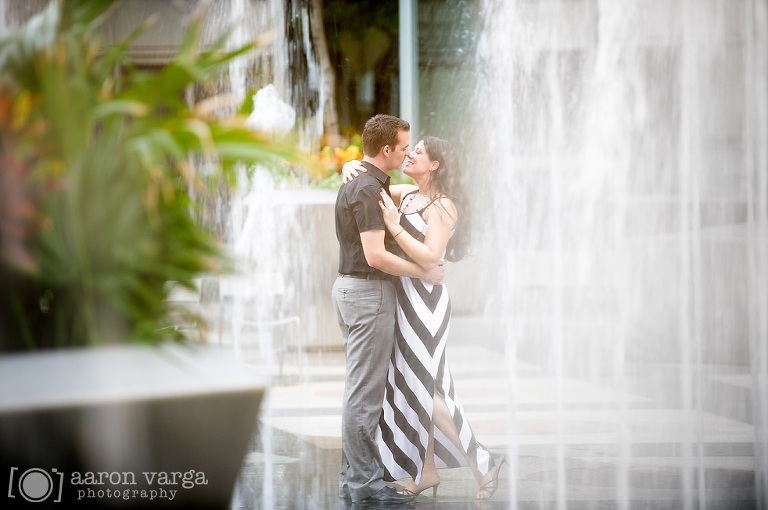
[332,114,504,505]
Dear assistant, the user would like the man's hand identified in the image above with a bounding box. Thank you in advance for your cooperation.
[341,160,367,184]
[423,260,445,286]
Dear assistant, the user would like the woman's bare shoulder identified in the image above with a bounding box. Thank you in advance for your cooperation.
[426,195,458,226]
[434,195,457,212]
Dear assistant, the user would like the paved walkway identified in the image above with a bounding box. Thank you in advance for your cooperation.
[225,318,758,509]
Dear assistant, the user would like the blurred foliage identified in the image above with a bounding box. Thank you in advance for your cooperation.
[0,0,301,351]
[310,133,362,188]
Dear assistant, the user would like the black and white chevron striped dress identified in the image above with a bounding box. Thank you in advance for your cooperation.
[374,196,494,484]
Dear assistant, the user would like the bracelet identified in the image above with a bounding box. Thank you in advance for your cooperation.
[394,228,405,238]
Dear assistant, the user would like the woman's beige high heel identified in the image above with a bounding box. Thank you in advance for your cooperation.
[402,482,440,498]
[476,456,506,500]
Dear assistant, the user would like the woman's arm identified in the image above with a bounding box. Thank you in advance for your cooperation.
[379,191,456,271]
[360,230,444,285]
[341,160,416,206]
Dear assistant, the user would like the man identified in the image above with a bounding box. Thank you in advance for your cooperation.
[332,114,444,504]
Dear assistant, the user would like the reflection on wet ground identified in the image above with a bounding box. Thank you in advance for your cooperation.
[229,320,758,510]
[234,423,511,510]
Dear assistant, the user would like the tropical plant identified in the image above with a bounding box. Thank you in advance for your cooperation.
[309,133,362,188]
[0,0,300,351]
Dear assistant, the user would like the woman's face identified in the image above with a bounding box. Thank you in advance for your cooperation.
[404,140,436,180]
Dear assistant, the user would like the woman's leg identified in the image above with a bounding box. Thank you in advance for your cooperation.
[431,393,484,481]
[405,392,499,498]
[404,408,440,493]
[430,393,500,499]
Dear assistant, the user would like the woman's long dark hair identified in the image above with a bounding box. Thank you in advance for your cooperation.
[423,136,471,262]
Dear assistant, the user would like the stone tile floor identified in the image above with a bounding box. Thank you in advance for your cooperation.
[225,320,759,510]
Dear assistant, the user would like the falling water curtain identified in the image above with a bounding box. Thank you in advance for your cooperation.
[747,0,768,506]
[466,0,768,508]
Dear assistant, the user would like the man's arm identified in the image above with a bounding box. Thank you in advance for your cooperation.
[360,230,444,284]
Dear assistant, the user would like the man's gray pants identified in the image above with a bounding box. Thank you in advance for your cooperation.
[332,275,396,502]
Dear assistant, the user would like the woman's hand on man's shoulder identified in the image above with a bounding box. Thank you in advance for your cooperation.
[342,160,366,184]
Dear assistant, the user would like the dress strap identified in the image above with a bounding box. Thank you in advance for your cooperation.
[415,195,441,214]
[400,190,442,215]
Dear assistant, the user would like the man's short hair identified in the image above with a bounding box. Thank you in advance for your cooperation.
[362,114,410,157]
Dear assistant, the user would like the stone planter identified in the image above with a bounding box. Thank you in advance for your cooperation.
[0,344,266,508]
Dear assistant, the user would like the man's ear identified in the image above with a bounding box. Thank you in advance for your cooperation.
[382,145,390,156]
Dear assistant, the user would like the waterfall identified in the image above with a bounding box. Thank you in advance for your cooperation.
[468,0,767,506]
[4,0,765,506]
[200,1,327,507]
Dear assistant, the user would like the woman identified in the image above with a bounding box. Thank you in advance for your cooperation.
[342,136,504,500]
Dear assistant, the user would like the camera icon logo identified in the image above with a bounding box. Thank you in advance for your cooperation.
[7,467,64,503]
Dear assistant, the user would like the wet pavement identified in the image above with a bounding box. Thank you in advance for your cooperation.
[225,317,759,510]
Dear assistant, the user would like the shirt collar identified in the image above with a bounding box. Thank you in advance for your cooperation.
[361,161,390,187]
